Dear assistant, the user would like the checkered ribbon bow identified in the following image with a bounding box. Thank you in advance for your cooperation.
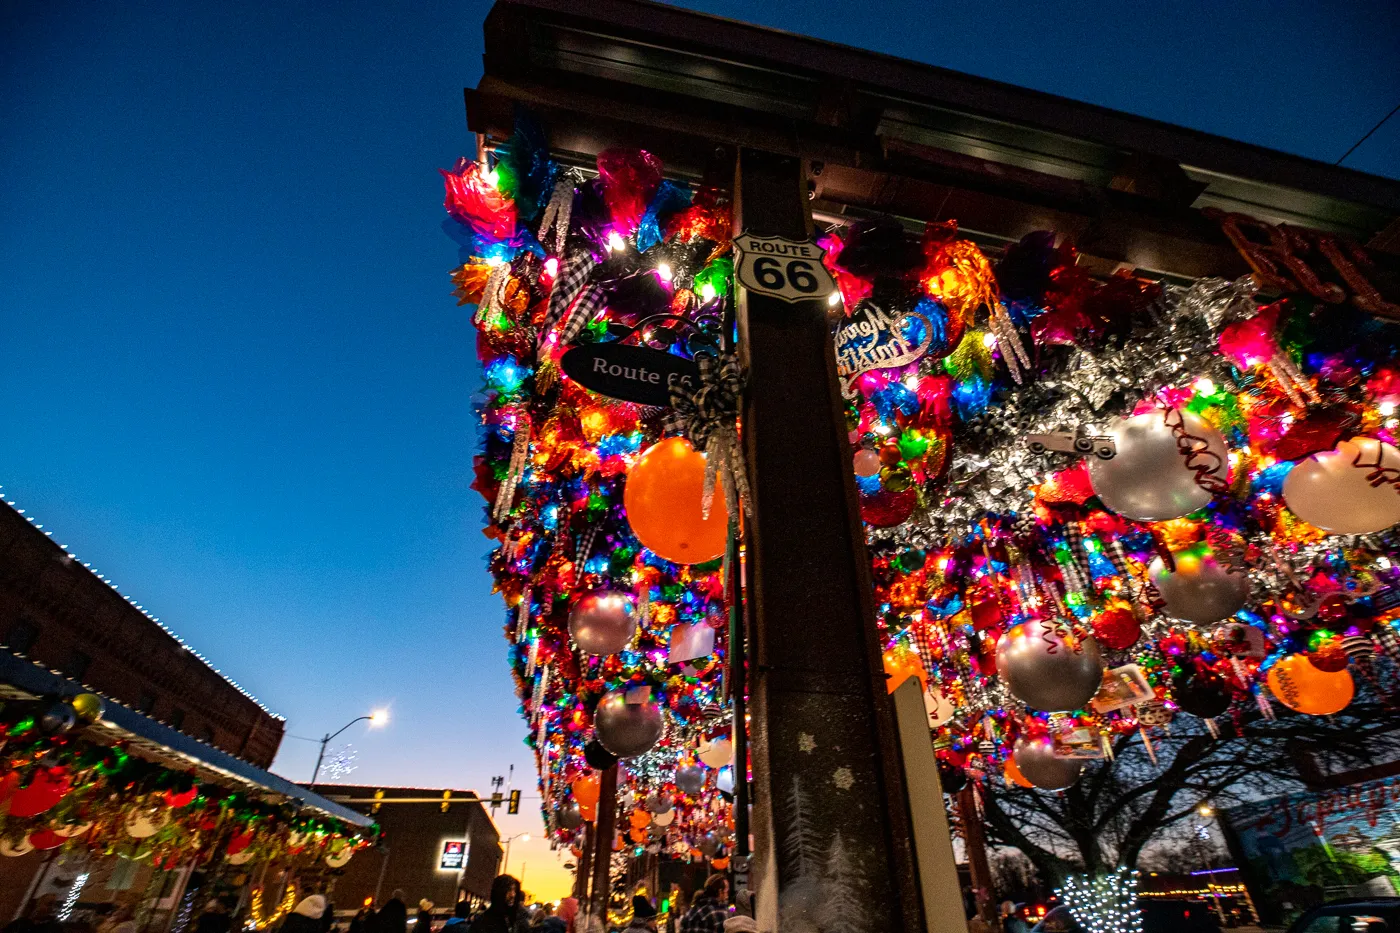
[667,353,751,521]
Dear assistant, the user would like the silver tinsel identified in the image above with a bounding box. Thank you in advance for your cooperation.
[874,278,1257,545]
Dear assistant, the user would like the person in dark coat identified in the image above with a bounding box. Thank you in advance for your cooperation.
[415,901,435,933]
[376,892,409,933]
[281,897,328,933]
[467,876,525,933]
[193,898,233,933]
[348,908,372,933]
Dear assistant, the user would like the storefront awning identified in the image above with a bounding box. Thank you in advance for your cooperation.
[0,652,373,828]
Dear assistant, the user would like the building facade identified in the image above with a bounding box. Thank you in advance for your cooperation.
[314,786,503,908]
[0,500,284,767]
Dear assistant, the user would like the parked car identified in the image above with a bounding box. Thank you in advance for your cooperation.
[1030,901,1223,933]
[1139,901,1222,933]
[1287,898,1400,932]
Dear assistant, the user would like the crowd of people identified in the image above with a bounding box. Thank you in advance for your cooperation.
[2,871,754,933]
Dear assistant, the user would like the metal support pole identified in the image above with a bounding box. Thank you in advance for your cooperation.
[958,785,996,925]
[372,847,390,907]
[734,147,926,933]
[727,521,750,898]
[574,823,593,903]
[587,765,618,923]
[309,734,329,789]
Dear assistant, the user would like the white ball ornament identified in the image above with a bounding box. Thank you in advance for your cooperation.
[697,735,732,769]
[1283,437,1400,534]
[1087,409,1229,521]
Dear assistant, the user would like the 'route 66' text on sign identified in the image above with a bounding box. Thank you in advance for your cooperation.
[733,232,838,304]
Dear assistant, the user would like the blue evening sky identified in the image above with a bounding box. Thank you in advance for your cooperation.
[2,0,1397,897]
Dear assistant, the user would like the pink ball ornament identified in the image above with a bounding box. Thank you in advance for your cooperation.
[853,448,882,477]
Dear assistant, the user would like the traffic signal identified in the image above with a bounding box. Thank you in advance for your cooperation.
[508,790,521,814]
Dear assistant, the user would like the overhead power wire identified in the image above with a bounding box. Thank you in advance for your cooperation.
[1335,101,1400,166]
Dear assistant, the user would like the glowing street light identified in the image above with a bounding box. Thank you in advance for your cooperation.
[309,712,389,788]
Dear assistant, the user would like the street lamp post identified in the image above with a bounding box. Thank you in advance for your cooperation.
[309,710,388,789]
[500,833,530,875]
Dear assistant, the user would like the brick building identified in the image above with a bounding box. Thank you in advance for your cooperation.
[314,785,503,909]
[0,498,284,767]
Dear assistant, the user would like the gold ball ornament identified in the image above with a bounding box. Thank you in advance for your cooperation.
[70,693,106,723]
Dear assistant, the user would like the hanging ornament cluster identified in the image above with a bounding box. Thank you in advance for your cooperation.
[845,224,1400,791]
[446,107,1400,839]
[0,699,372,865]
[443,112,741,859]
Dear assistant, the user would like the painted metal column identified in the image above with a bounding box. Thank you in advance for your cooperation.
[587,764,618,923]
[734,148,926,933]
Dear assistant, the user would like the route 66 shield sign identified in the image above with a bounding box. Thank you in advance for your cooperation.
[733,231,837,304]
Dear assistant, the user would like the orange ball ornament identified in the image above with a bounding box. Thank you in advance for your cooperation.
[1003,755,1033,789]
[882,646,928,694]
[624,437,729,564]
[572,773,601,806]
[1266,654,1355,716]
[629,810,652,830]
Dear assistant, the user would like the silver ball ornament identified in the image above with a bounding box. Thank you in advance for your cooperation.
[1087,409,1228,521]
[996,619,1105,712]
[39,702,77,735]
[557,804,582,831]
[675,765,705,795]
[645,793,672,814]
[593,689,664,758]
[569,590,638,656]
[1013,736,1084,790]
[1149,547,1250,624]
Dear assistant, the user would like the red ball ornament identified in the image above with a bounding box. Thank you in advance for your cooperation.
[1308,638,1349,673]
[861,487,916,527]
[226,830,255,855]
[165,787,198,808]
[27,830,64,851]
[1316,595,1351,628]
[1091,607,1142,651]
[8,769,70,819]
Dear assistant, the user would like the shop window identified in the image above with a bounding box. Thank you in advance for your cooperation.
[64,650,92,680]
[4,619,39,654]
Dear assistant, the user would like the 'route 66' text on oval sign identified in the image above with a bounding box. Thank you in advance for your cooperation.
[560,342,700,407]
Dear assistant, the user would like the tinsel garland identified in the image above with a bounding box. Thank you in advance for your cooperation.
[890,278,1252,543]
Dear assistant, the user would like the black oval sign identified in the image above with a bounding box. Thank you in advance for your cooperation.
[560,342,700,407]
